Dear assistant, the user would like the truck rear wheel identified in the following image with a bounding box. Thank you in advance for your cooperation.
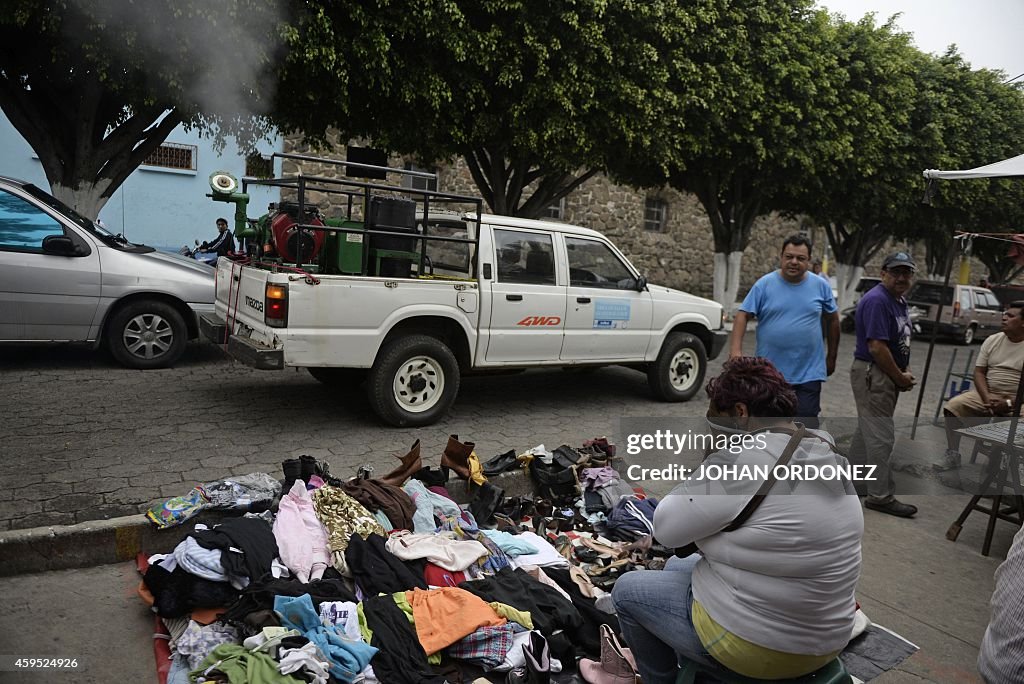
[647,332,707,401]
[367,334,460,427]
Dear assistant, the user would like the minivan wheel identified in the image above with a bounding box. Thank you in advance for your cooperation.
[106,300,187,369]
[959,325,976,345]
[647,332,707,401]
[367,334,460,427]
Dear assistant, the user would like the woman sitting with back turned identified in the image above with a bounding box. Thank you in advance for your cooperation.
[612,356,864,683]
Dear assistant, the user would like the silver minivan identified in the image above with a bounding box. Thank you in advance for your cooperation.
[0,176,215,368]
[908,281,1003,345]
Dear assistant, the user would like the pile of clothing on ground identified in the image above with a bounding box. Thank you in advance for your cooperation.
[139,435,669,684]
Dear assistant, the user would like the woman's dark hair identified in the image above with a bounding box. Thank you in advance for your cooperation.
[705,356,797,417]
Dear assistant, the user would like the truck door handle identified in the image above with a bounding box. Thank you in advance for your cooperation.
[506,294,523,301]
[577,297,591,304]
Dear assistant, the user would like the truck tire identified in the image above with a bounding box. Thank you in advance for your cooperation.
[367,334,460,427]
[647,332,707,402]
[105,299,187,369]
[307,367,368,387]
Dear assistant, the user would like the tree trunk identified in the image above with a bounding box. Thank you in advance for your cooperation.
[712,251,745,313]
[0,68,184,218]
[834,262,864,312]
[462,145,598,218]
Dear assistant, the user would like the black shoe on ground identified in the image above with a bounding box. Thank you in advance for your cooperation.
[864,498,917,518]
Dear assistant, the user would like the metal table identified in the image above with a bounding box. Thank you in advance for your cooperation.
[947,420,1024,556]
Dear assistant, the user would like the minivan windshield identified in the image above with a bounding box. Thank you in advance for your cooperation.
[22,183,151,251]
[908,283,953,305]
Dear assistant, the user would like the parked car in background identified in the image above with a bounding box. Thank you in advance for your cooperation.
[0,176,215,368]
[987,284,1024,309]
[907,281,1003,345]
[839,276,882,333]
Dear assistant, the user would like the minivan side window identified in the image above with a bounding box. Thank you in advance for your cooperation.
[494,229,556,286]
[0,189,65,253]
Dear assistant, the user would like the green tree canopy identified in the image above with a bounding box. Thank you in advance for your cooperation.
[782,15,922,307]
[616,0,849,308]
[0,0,289,217]
[278,0,714,218]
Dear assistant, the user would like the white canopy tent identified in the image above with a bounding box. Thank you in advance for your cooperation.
[924,153,1024,180]
[914,151,1024,431]
[920,154,1024,553]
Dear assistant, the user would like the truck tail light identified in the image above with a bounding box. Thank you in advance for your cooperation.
[953,301,961,318]
[265,283,288,328]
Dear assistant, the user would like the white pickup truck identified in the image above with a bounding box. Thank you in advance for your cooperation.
[200,159,726,426]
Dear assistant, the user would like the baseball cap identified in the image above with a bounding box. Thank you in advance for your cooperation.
[882,252,916,272]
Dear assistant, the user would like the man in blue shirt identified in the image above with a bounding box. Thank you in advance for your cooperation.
[729,235,840,425]
[849,252,917,518]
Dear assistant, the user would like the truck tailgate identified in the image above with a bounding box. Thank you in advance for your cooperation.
[215,260,271,334]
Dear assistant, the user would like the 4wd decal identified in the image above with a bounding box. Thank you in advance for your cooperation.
[516,316,561,326]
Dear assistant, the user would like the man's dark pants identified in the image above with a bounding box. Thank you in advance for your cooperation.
[792,380,822,429]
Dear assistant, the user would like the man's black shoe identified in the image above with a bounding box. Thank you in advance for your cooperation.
[864,498,917,518]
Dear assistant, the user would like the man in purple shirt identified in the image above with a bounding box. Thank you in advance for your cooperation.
[849,252,917,518]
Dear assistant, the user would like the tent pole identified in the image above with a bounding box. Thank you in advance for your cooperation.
[911,229,959,439]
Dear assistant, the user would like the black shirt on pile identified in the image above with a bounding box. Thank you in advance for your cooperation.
[362,594,447,684]
[345,533,427,595]
[192,517,279,586]
[220,568,357,626]
[542,566,621,657]
[458,566,584,636]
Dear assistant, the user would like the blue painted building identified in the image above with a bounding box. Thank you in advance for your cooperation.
[0,114,281,251]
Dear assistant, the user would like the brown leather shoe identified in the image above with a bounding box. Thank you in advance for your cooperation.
[441,434,474,480]
[379,439,422,486]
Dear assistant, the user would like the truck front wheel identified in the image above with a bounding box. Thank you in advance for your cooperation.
[367,335,460,427]
[647,332,707,402]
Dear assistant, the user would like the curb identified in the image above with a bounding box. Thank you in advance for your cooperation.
[0,469,538,577]
[0,509,239,578]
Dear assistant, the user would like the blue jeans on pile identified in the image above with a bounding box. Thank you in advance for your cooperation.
[611,554,724,684]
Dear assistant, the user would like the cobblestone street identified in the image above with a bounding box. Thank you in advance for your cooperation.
[1,333,965,531]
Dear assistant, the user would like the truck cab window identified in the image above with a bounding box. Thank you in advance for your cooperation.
[565,236,635,289]
[494,229,555,285]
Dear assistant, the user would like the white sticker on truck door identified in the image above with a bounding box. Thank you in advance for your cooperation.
[594,299,631,329]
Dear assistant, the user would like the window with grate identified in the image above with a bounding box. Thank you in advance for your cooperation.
[402,162,438,191]
[544,198,565,220]
[644,197,667,232]
[143,142,197,171]
[245,153,274,179]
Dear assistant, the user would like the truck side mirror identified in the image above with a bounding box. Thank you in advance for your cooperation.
[635,276,647,292]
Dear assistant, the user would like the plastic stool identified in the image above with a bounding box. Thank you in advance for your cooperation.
[676,657,852,684]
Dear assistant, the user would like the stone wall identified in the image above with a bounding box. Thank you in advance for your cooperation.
[280,134,994,298]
